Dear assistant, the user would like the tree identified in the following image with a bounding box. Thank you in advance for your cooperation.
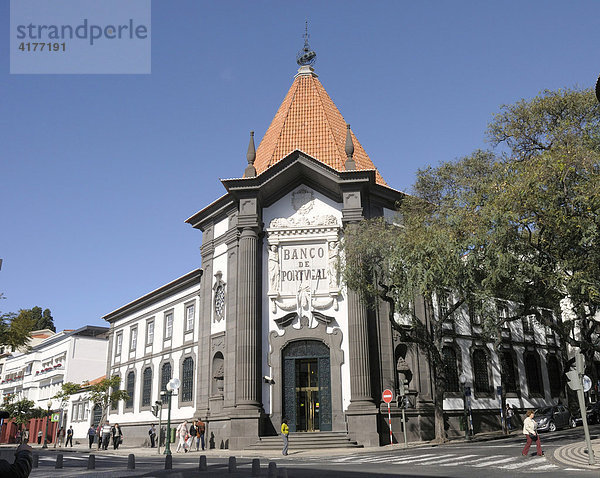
[485,87,600,384]
[0,312,34,351]
[4,397,45,435]
[343,87,600,441]
[14,307,56,333]
[53,382,82,419]
[85,376,128,426]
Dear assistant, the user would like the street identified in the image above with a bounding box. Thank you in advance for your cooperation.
[22,424,600,477]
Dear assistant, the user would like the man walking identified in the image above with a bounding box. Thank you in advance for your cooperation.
[149,424,156,448]
[281,418,289,456]
[65,426,73,447]
[196,419,205,451]
[506,404,514,431]
[101,421,112,450]
[87,426,96,449]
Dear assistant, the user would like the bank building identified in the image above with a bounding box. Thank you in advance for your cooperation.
[104,43,562,449]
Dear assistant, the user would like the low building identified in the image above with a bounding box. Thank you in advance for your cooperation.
[0,326,108,444]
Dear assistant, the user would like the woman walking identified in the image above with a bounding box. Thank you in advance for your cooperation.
[176,421,189,453]
[112,423,123,450]
[522,410,543,457]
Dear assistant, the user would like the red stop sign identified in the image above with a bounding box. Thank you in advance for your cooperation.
[382,389,393,403]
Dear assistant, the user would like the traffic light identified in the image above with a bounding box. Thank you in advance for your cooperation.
[566,352,585,391]
[151,404,160,417]
[399,379,408,397]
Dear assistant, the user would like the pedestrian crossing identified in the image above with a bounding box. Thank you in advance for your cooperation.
[323,452,562,473]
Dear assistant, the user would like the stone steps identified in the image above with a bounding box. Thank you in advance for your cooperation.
[245,432,362,450]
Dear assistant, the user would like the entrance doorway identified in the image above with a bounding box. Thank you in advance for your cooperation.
[283,340,332,432]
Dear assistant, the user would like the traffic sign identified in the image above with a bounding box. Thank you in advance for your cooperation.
[382,389,393,404]
[583,375,592,393]
[50,413,60,422]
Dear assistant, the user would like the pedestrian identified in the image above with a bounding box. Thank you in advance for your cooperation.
[188,421,196,450]
[87,425,96,449]
[175,421,188,453]
[506,403,514,431]
[22,429,29,444]
[37,430,42,445]
[65,426,74,447]
[112,423,123,450]
[281,418,289,456]
[196,419,205,451]
[522,409,543,457]
[148,424,156,448]
[96,423,103,450]
[54,427,65,448]
[15,429,21,444]
[101,421,112,450]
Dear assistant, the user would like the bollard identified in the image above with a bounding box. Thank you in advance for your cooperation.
[251,458,260,476]
[268,461,277,478]
[278,468,288,478]
[199,454,207,471]
[228,456,237,473]
[55,453,63,469]
[127,453,135,469]
[165,454,172,470]
[32,454,39,468]
[87,454,96,470]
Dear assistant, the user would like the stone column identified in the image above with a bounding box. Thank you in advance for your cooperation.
[347,289,375,405]
[235,226,260,408]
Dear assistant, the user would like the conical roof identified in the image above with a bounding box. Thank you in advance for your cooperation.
[254,67,387,186]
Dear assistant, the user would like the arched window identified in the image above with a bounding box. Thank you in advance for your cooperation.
[161,362,172,392]
[472,349,490,394]
[125,371,135,409]
[525,353,543,396]
[181,357,194,402]
[92,404,102,427]
[501,351,518,394]
[442,346,459,392]
[547,355,561,398]
[142,367,152,407]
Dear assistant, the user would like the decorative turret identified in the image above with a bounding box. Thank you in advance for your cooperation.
[344,124,356,171]
[244,131,257,178]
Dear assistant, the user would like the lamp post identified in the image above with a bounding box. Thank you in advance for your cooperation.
[42,400,52,449]
[164,378,180,455]
[459,374,470,441]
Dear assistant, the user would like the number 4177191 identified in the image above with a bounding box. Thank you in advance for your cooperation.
[19,43,66,52]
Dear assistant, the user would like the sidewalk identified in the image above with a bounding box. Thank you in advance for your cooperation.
[553,437,600,470]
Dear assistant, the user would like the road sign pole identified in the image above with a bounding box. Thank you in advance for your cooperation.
[387,403,392,445]
[382,389,394,445]
[401,404,407,448]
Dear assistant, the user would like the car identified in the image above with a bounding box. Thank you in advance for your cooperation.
[573,402,600,426]
[534,405,576,432]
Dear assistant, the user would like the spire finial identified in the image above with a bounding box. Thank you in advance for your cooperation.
[244,131,256,178]
[296,21,316,67]
[345,124,356,171]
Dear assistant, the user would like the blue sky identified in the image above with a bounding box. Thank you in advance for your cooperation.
[1,0,598,331]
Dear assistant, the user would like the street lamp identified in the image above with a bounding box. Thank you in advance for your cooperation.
[42,400,52,449]
[164,378,180,456]
[459,373,471,440]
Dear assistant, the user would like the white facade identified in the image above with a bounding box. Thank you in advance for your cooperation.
[103,269,202,444]
[0,326,108,438]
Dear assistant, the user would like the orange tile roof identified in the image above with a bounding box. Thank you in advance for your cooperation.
[254,68,387,186]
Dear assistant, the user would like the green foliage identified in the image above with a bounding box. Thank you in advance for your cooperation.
[85,376,129,425]
[14,307,56,333]
[4,398,45,430]
[53,382,82,410]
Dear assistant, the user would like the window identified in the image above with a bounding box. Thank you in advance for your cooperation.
[181,357,194,402]
[126,371,135,409]
[115,332,123,356]
[438,291,450,320]
[111,375,120,410]
[185,304,195,333]
[146,320,154,346]
[469,301,482,326]
[501,351,518,394]
[164,312,173,340]
[472,349,490,394]
[442,347,459,392]
[24,364,32,376]
[522,315,534,334]
[130,326,138,351]
[161,362,172,391]
[525,353,544,396]
[497,303,509,329]
[142,367,152,407]
[547,355,561,398]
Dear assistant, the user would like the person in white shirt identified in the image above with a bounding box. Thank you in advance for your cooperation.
[175,421,189,453]
[522,409,543,456]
